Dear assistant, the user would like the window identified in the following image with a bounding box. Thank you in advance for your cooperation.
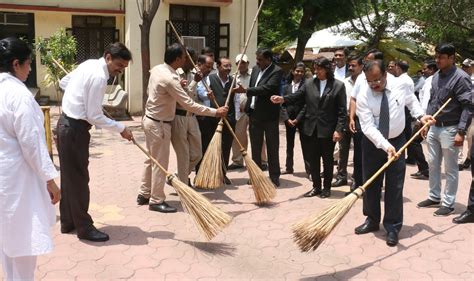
[0,12,36,87]
[71,16,118,64]
[167,5,229,58]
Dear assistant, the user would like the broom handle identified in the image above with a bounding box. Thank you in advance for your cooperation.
[223,0,264,107]
[359,97,452,192]
[168,21,249,151]
[50,57,115,119]
[132,139,172,178]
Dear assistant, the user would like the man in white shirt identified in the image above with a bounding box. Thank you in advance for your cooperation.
[57,42,134,242]
[333,48,349,81]
[333,56,363,188]
[355,60,433,247]
[411,61,438,180]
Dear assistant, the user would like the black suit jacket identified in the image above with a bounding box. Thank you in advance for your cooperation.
[208,73,236,122]
[285,78,347,138]
[245,64,283,121]
[280,80,305,122]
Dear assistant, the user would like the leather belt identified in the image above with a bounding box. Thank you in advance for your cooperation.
[434,120,458,127]
[175,109,194,117]
[146,115,172,123]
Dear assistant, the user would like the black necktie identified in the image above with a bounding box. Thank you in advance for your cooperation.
[379,90,390,139]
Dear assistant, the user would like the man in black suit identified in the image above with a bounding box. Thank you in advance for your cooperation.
[234,48,283,186]
[195,57,235,185]
[271,57,347,197]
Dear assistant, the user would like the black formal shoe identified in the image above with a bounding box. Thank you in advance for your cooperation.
[223,175,232,185]
[452,210,474,224]
[412,172,429,180]
[320,189,331,198]
[410,171,423,177]
[282,170,294,175]
[261,163,268,171]
[354,221,380,234]
[332,178,347,187]
[386,231,399,247]
[228,163,244,170]
[137,194,150,205]
[60,224,75,234]
[149,202,177,213]
[462,158,471,169]
[458,164,465,171]
[271,177,280,187]
[303,188,322,197]
[78,225,109,242]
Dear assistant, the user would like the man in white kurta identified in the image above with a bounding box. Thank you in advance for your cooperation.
[0,72,59,279]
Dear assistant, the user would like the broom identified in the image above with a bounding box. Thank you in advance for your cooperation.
[292,98,452,252]
[133,139,231,240]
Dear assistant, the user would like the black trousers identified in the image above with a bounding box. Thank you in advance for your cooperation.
[57,114,93,231]
[301,132,336,190]
[404,108,416,162]
[284,123,310,173]
[352,118,363,187]
[249,117,280,179]
[410,123,429,174]
[336,129,352,179]
[196,116,234,174]
[362,133,405,233]
[469,140,474,212]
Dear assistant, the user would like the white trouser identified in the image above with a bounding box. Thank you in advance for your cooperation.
[0,250,37,281]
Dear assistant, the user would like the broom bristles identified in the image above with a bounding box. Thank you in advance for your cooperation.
[243,153,277,205]
[169,176,232,240]
[292,188,363,252]
[194,123,224,189]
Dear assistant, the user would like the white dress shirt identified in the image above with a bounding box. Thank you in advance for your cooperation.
[356,76,424,152]
[397,72,415,95]
[59,57,125,133]
[334,65,346,81]
[419,75,433,113]
[344,76,356,110]
[319,79,327,96]
[250,63,272,109]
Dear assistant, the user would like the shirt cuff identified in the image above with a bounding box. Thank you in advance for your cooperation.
[381,139,392,152]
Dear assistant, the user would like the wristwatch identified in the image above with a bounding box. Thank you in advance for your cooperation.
[457,129,466,136]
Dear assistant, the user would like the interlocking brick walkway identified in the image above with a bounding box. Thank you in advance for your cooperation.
[2,109,473,280]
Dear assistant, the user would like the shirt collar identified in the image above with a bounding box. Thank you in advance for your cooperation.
[259,63,272,74]
[164,63,178,75]
[439,65,456,77]
[99,57,110,80]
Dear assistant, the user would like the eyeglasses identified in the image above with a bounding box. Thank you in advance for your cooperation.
[367,75,385,86]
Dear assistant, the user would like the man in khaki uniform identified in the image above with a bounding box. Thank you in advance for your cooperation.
[229,54,268,170]
[171,48,203,186]
[138,43,228,213]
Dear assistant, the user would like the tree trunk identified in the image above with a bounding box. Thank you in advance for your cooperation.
[294,4,318,64]
[138,0,160,112]
[140,22,151,111]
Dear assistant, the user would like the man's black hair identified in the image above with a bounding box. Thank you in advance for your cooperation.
[104,42,132,61]
[164,43,185,64]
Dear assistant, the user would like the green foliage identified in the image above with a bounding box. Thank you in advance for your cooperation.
[258,0,354,53]
[397,0,474,57]
[35,28,77,92]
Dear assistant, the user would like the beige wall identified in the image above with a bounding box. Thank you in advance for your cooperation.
[125,0,258,115]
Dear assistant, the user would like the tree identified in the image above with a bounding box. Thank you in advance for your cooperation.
[397,0,474,58]
[137,0,160,111]
[259,0,354,63]
[35,28,77,102]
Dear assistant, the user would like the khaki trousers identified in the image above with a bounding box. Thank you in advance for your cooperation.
[140,117,171,204]
[171,115,202,183]
[231,114,267,166]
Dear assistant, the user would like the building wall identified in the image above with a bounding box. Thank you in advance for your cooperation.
[1,0,258,114]
[125,0,258,115]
